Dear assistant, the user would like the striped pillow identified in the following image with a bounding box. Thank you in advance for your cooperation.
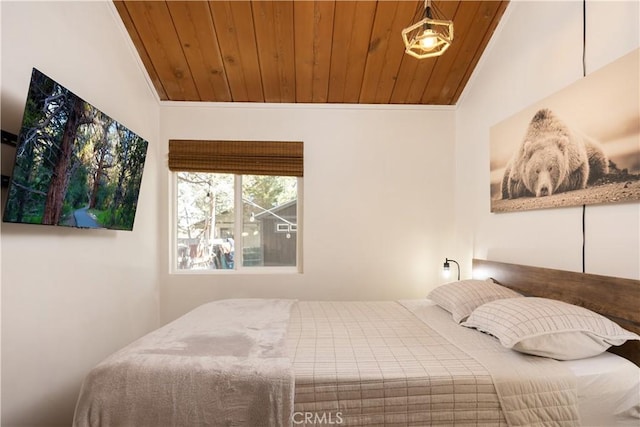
[427,279,522,323]
[462,297,640,360]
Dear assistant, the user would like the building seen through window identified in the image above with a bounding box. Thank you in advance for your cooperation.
[176,172,298,271]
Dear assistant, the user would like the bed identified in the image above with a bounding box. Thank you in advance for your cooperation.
[73,259,640,426]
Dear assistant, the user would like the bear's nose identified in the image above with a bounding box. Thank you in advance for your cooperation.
[539,186,549,196]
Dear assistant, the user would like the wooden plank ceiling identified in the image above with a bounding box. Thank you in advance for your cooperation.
[114,1,508,105]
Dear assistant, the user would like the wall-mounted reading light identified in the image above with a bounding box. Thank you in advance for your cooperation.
[443,258,460,281]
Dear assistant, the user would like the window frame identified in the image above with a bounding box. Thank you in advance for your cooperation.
[170,172,303,275]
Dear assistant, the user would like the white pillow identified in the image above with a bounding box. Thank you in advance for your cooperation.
[462,297,640,360]
[427,279,522,323]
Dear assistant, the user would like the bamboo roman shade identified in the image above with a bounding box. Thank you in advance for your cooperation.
[168,140,303,177]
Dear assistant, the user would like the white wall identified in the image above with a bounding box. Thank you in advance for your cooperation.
[456,1,640,279]
[159,103,456,322]
[0,2,160,426]
[3,1,636,425]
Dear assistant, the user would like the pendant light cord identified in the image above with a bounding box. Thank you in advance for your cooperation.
[582,205,586,273]
[582,0,587,77]
[581,0,587,273]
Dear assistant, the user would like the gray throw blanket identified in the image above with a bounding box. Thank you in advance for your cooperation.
[73,299,296,427]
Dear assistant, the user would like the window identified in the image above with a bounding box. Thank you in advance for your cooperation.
[175,173,299,271]
[169,140,302,273]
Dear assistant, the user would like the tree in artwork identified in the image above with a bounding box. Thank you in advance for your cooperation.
[3,69,148,230]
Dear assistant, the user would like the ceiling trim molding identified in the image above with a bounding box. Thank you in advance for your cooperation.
[158,100,457,112]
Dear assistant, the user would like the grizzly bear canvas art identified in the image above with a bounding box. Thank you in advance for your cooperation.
[501,108,609,199]
[489,49,639,213]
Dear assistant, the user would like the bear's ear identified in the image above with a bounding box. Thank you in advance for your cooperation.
[555,136,569,153]
[532,108,552,123]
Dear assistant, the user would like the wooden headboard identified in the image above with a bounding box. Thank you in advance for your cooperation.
[472,258,640,366]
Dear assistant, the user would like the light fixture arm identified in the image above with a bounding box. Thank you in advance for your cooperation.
[443,257,460,281]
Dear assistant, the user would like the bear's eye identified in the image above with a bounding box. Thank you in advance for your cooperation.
[535,169,540,174]
[548,166,553,172]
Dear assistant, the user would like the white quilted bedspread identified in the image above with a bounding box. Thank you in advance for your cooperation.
[287,300,579,426]
[403,300,579,427]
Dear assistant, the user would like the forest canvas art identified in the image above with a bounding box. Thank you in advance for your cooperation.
[490,49,639,213]
[3,69,148,230]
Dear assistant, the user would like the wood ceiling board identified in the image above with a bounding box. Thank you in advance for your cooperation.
[293,1,335,103]
[325,1,357,103]
[378,0,423,104]
[420,0,483,105]
[389,55,432,104]
[123,1,200,101]
[209,1,264,102]
[362,0,417,103]
[113,1,168,100]
[327,1,378,103]
[166,1,231,102]
[252,1,296,103]
[358,1,399,103]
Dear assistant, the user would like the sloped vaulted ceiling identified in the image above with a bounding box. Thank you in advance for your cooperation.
[114,0,509,105]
